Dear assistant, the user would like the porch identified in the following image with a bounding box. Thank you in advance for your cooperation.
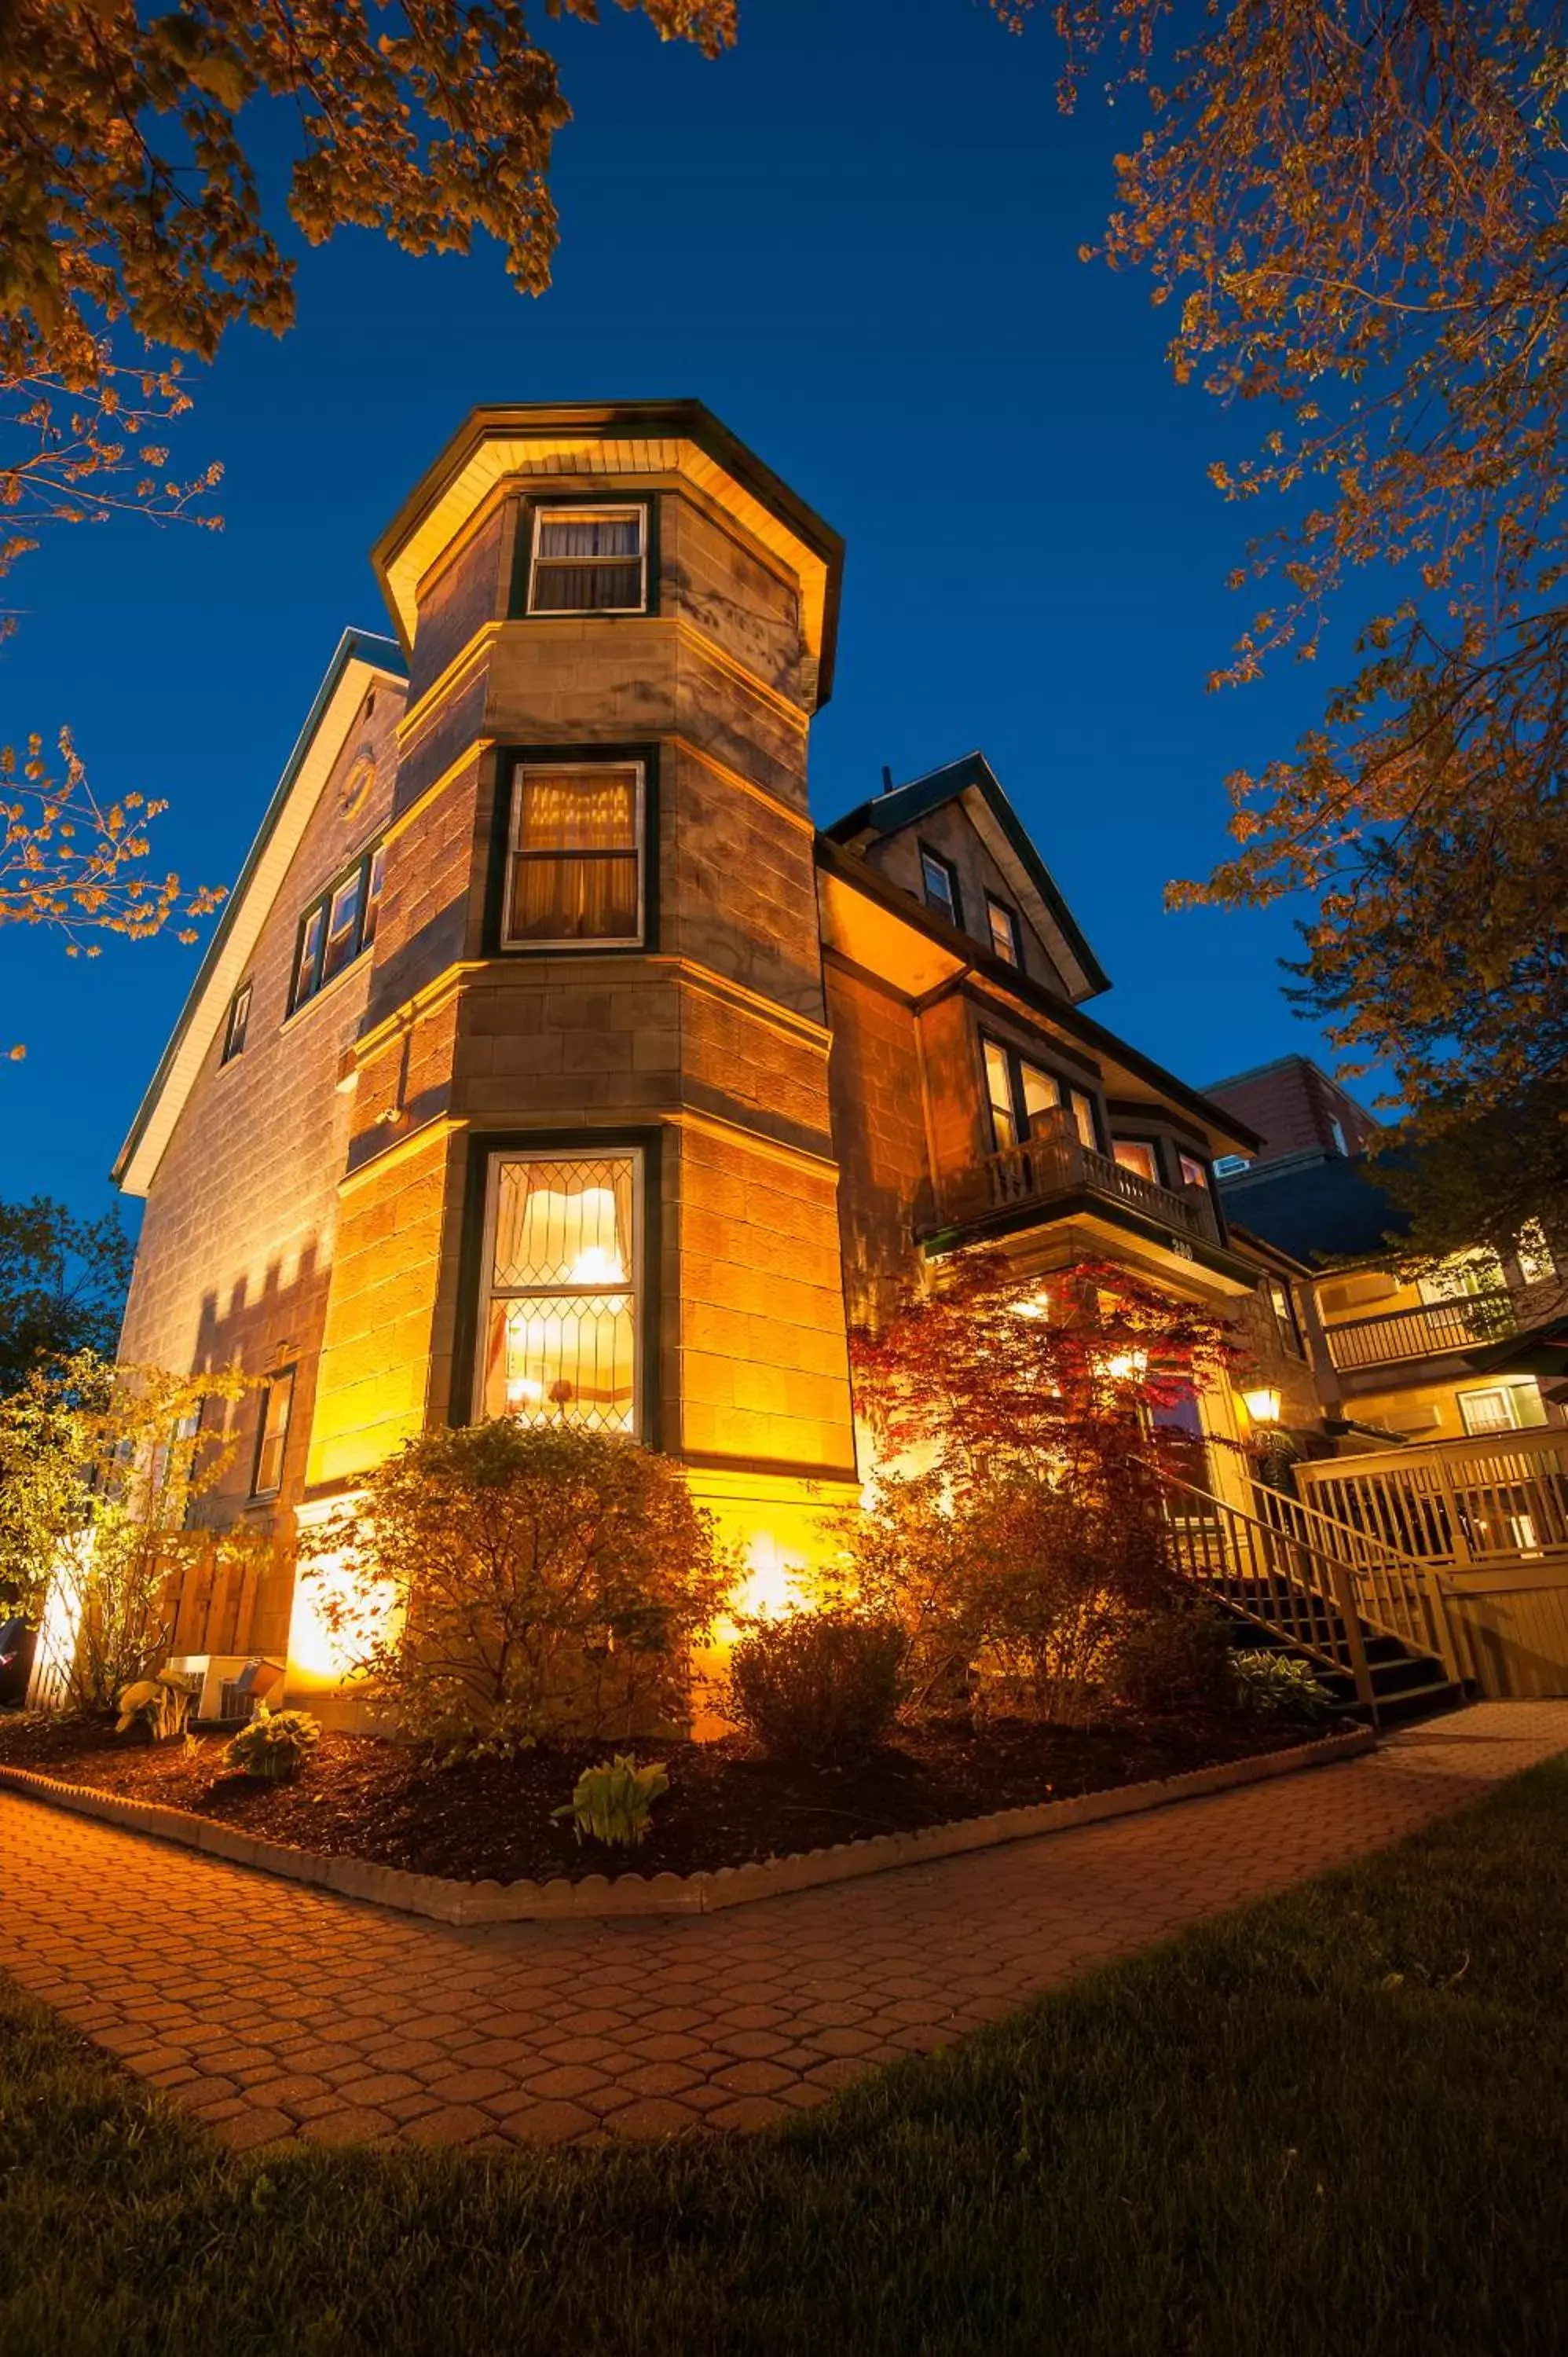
[1324,1291,1519,1372]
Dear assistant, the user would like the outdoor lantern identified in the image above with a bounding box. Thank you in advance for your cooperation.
[1241,1384,1282,1428]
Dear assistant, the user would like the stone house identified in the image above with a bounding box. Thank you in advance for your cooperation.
[112,401,1324,1717]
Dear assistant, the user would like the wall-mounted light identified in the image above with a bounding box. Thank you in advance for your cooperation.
[1241,1384,1282,1427]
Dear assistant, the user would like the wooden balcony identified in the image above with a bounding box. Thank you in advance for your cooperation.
[940,1112,1221,1248]
[1324,1291,1519,1372]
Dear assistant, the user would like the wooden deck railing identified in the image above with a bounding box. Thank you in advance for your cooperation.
[947,1113,1220,1246]
[1324,1291,1518,1370]
[1297,1431,1568,1570]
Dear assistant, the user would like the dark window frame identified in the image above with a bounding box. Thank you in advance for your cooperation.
[918,841,963,929]
[1109,1135,1167,1186]
[221,980,252,1065]
[523,498,650,618]
[508,494,661,621]
[483,742,660,959]
[449,1127,664,1446]
[1266,1275,1306,1359]
[980,1030,1103,1157]
[984,892,1022,968]
[288,838,385,1017]
[250,1366,295,1500]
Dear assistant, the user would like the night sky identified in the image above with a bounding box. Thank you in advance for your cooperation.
[2,0,1354,1225]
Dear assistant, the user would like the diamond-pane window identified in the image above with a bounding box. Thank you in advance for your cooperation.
[479,1153,639,1435]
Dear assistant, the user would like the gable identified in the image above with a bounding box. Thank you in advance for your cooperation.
[113,629,408,1196]
[822,753,1108,1002]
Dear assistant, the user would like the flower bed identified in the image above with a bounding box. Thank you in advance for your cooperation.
[0,1707,1345,1886]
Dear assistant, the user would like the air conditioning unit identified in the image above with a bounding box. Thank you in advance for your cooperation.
[195,1655,285,1723]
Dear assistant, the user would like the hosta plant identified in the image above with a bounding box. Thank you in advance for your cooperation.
[115,1670,196,1743]
[222,1704,322,1784]
[1231,1651,1335,1721]
[555,1754,669,1849]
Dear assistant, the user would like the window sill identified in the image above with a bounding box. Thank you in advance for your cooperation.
[281,948,371,1035]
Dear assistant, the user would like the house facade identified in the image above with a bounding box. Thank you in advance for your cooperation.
[113,401,1322,1717]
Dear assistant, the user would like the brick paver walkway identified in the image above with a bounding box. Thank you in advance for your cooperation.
[2,1700,1563,2152]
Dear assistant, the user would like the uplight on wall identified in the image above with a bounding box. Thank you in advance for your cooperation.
[1241,1384,1282,1428]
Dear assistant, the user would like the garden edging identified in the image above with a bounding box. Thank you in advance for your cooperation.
[0,1726,1376,1924]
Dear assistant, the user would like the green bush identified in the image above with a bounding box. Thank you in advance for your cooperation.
[553,1754,669,1848]
[1112,1604,1237,1716]
[299,1421,733,1756]
[1230,1649,1336,1720]
[727,1608,906,1763]
[221,1703,321,1783]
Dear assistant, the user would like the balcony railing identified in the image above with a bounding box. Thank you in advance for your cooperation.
[1324,1290,1519,1371]
[940,1112,1220,1248]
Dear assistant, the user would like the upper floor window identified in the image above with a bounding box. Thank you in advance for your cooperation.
[291,839,385,1014]
[983,1036,1098,1156]
[221,981,251,1065]
[1178,1152,1211,1193]
[478,1150,640,1435]
[251,1366,295,1498]
[504,761,643,949]
[1112,1138,1161,1186]
[1266,1275,1306,1358]
[1517,1220,1557,1285]
[920,845,962,928]
[527,504,647,615]
[986,893,1022,966]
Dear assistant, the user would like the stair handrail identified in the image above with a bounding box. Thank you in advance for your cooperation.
[1138,1459,1379,1714]
[1238,1475,1471,1684]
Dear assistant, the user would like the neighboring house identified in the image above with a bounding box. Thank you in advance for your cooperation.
[1207,1060,1566,1447]
[108,402,1351,1717]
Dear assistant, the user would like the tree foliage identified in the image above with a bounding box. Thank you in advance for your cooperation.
[1001,1,1568,1247]
[841,1254,1239,1721]
[0,1195,135,1391]
[0,1351,252,1708]
[302,1419,734,1754]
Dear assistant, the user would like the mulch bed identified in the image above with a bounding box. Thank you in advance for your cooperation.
[0,1706,1340,1886]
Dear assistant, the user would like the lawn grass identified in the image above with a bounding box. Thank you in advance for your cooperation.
[3,1760,1567,2357]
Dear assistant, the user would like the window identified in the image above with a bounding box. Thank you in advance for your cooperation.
[251,1368,295,1497]
[1266,1276,1306,1358]
[221,981,251,1065]
[1178,1153,1211,1193]
[478,1152,640,1435]
[504,762,643,948]
[982,1036,1099,1156]
[1419,1251,1507,1306]
[920,845,962,928]
[985,894,1021,966]
[1459,1384,1519,1437]
[1112,1139,1161,1185]
[526,504,647,615]
[291,840,384,1013]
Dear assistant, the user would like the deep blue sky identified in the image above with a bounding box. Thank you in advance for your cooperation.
[2,0,1351,1225]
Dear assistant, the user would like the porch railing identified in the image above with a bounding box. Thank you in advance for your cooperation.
[1324,1291,1518,1370]
[947,1112,1220,1246]
[1297,1430,1568,1570]
[1148,1460,1471,1701]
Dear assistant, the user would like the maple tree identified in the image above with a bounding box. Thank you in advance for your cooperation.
[842,1253,1239,1718]
[998,1,1568,1252]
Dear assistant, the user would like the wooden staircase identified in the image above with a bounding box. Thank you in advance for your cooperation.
[1148,1463,1473,1728]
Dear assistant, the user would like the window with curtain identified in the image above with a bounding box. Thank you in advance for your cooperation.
[527,505,647,614]
[982,1037,1101,1157]
[1112,1139,1161,1185]
[505,763,643,948]
[479,1153,639,1435]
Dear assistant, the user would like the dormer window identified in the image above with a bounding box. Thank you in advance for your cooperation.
[526,504,647,615]
[986,893,1021,966]
[920,845,962,928]
[221,981,251,1065]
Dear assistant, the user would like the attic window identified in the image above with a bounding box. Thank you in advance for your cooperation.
[527,505,647,615]
[919,845,962,928]
[985,894,1021,966]
[221,981,251,1065]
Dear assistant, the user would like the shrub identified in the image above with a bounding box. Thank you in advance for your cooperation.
[554,1755,669,1848]
[301,1421,733,1755]
[222,1704,321,1783]
[1231,1650,1336,1720]
[1112,1604,1237,1716]
[114,1669,196,1743]
[727,1608,906,1763]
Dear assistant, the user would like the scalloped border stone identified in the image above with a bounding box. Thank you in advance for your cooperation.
[0,1726,1375,1925]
